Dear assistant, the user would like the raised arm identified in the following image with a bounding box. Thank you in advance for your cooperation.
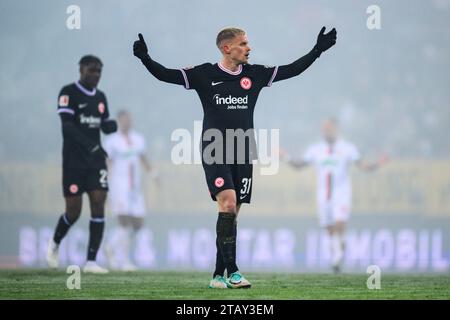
[133,33,185,85]
[273,27,337,83]
[279,148,309,170]
[288,158,309,170]
[356,154,389,172]
[140,154,152,172]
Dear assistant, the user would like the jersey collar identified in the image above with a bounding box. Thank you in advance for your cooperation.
[75,81,97,96]
[218,62,242,75]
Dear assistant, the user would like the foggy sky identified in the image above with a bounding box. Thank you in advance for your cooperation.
[1,0,449,162]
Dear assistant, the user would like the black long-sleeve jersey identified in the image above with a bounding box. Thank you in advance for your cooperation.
[140,48,321,163]
[57,82,114,169]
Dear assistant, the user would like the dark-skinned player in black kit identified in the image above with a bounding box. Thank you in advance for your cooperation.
[47,55,118,273]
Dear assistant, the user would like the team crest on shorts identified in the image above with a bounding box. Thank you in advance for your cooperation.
[240,77,252,90]
[98,102,105,114]
[69,184,78,194]
[215,177,225,188]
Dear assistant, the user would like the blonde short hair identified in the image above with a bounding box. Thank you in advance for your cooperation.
[216,27,246,50]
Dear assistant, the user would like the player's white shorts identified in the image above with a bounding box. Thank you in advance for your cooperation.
[317,199,350,227]
[109,187,146,217]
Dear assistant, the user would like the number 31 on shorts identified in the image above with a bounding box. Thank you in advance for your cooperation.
[240,178,252,195]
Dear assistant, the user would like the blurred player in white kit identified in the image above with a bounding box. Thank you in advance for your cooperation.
[283,118,388,273]
[103,110,155,271]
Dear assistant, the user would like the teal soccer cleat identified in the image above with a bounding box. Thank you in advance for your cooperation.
[208,275,228,289]
[226,271,252,289]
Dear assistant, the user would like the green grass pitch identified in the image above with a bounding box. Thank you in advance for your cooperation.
[0,270,448,299]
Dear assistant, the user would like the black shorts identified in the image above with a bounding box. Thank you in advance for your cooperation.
[62,167,108,197]
[202,163,253,204]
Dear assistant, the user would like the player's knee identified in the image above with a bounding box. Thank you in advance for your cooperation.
[88,191,107,205]
[132,218,144,231]
[335,221,346,233]
[221,198,237,213]
[65,202,82,221]
[118,215,131,227]
[326,225,334,235]
[66,204,81,215]
[90,200,105,217]
[65,211,81,224]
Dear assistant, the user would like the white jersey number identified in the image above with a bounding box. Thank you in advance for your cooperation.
[240,178,252,195]
[99,169,108,187]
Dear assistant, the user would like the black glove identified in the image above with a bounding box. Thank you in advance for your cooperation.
[90,144,108,159]
[101,119,117,134]
[133,33,149,60]
[314,27,337,55]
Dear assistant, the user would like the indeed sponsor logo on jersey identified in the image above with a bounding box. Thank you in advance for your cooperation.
[213,94,248,110]
[79,114,101,127]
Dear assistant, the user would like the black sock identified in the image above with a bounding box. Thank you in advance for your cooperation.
[87,217,105,261]
[53,213,73,244]
[213,237,226,277]
[216,212,238,275]
[232,219,237,271]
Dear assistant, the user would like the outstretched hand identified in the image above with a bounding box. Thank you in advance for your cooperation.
[277,147,290,162]
[377,153,389,167]
[315,27,337,54]
[133,33,149,60]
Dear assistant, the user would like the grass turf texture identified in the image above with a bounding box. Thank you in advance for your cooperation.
[0,270,448,299]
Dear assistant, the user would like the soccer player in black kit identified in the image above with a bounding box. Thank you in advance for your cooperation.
[133,27,336,288]
[46,55,117,273]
